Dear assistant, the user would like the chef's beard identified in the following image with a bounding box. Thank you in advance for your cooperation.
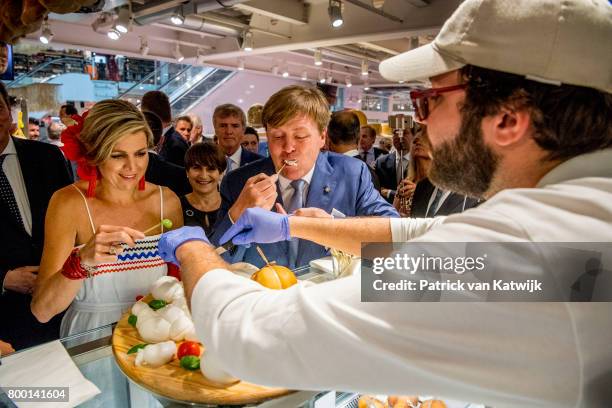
[428,109,500,199]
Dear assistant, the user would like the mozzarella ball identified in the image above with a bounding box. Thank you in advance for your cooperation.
[137,316,171,343]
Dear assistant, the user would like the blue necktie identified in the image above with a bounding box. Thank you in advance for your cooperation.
[287,179,306,268]
[226,157,233,172]
[0,154,25,231]
[426,188,445,217]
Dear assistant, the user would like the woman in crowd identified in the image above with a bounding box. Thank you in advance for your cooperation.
[31,99,183,336]
[188,113,204,144]
[393,126,432,216]
[180,142,226,236]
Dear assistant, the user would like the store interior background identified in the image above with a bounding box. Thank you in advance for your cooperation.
[6,0,463,136]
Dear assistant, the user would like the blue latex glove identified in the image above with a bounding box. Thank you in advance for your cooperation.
[219,207,290,245]
[158,226,210,265]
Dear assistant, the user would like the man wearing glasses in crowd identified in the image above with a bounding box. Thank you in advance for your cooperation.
[158,1,612,406]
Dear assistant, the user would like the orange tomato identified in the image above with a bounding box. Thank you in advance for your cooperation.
[251,264,297,289]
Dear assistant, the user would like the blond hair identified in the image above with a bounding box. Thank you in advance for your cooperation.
[262,85,330,133]
[80,99,152,165]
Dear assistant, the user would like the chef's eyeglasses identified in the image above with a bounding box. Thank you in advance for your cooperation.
[410,84,467,122]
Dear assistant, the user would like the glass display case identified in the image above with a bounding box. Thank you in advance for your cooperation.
[0,266,358,408]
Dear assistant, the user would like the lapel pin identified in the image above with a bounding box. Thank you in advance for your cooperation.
[324,186,331,193]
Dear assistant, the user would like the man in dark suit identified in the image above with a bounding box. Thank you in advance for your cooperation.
[142,110,191,196]
[410,178,479,217]
[358,125,386,167]
[213,104,262,172]
[375,127,415,203]
[0,83,72,350]
[141,90,189,167]
[327,111,380,190]
[211,86,398,269]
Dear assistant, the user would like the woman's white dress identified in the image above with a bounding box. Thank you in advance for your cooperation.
[60,185,168,337]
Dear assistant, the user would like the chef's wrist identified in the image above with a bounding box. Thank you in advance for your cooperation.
[176,240,209,262]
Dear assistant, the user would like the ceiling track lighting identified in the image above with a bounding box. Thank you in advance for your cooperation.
[139,36,149,56]
[363,79,370,91]
[328,0,343,28]
[242,30,253,51]
[361,58,369,76]
[173,43,184,62]
[318,70,326,84]
[282,67,290,78]
[170,6,185,25]
[301,70,308,81]
[107,26,121,40]
[237,58,245,70]
[345,76,352,87]
[39,16,53,44]
[114,7,131,33]
[314,49,322,66]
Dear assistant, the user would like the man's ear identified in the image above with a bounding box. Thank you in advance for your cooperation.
[319,128,328,148]
[484,107,531,148]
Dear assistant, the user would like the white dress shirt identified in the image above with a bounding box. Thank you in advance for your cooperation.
[358,147,376,167]
[1,137,33,236]
[226,146,243,172]
[190,148,612,408]
[343,148,360,157]
[277,165,315,209]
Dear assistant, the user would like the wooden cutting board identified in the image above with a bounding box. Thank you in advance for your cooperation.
[112,311,293,405]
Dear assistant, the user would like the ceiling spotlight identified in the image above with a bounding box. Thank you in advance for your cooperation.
[173,43,184,62]
[170,7,185,25]
[328,0,343,28]
[271,65,279,75]
[363,79,370,91]
[361,58,369,76]
[237,58,245,70]
[301,70,308,80]
[318,70,326,84]
[314,49,322,66]
[139,37,149,56]
[39,17,53,44]
[114,7,131,33]
[326,72,333,83]
[91,12,112,33]
[107,27,121,40]
[242,30,253,51]
[345,76,352,87]
[282,65,289,77]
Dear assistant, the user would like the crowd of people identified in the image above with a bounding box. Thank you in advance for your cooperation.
[1,79,461,350]
[0,0,610,406]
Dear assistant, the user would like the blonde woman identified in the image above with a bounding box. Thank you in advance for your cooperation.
[393,126,432,216]
[32,99,183,336]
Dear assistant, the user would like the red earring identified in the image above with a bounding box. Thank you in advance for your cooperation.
[138,176,146,191]
[86,177,97,198]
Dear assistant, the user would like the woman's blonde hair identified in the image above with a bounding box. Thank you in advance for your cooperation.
[80,99,152,165]
[262,86,330,133]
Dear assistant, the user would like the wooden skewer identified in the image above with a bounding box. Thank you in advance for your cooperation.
[256,246,271,265]
[276,162,287,175]
[143,218,173,235]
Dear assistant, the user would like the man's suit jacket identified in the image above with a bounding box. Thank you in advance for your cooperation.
[212,152,399,268]
[238,147,263,168]
[145,152,191,196]
[159,127,189,167]
[375,151,409,203]
[352,154,381,190]
[410,178,480,217]
[0,138,72,350]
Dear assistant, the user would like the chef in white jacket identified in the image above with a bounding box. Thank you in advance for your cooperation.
[158,1,612,407]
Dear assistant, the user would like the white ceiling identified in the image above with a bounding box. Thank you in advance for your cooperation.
[22,0,462,88]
